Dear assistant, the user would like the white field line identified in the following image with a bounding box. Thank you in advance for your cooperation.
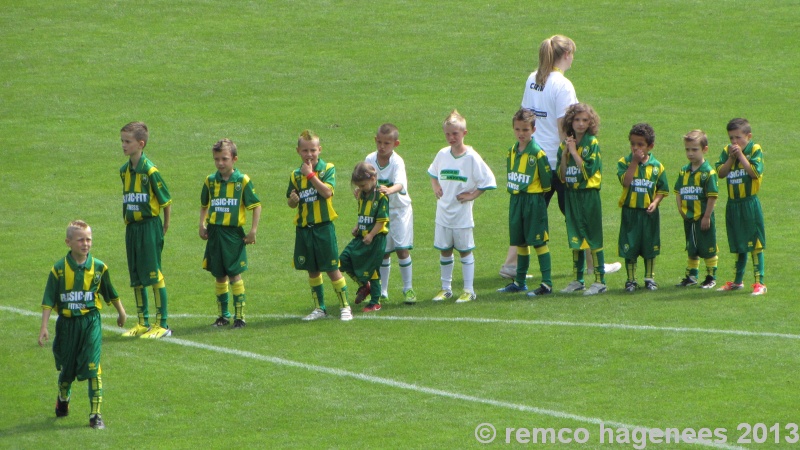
[8,304,748,449]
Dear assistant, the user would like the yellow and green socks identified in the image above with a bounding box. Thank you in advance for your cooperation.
[309,275,325,311]
[592,249,606,284]
[231,280,246,320]
[332,277,349,308]
[572,249,585,284]
[133,285,150,327]
[534,244,552,287]
[751,249,765,284]
[88,375,102,416]
[216,281,231,319]
[516,245,531,286]
[686,257,700,279]
[153,278,169,329]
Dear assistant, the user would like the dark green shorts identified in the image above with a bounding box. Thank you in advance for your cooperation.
[508,193,549,247]
[565,189,603,250]
[203,225,248,278]
[125,217,164,287]
[725,195,766,253]
[294,222,340,272]
[683,216,717,258]
[339,234,387,282]
[53,310,102,381]
[618,207,661,259]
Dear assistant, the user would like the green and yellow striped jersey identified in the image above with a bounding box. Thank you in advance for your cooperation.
[120,153,172,224]
[714,141,763,199]
[201,169,261,227]
[287,159,338,227]
[356,190,389,237]
[42,253,119,318]
[556,134,602,190]
[617,153,669,209]
[673,161,718,220]
[506,140,551,194]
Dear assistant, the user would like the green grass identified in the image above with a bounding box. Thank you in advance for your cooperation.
[1,1,798,448]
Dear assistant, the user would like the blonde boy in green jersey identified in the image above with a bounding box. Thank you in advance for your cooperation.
[674,130,719,289]
[199,139,262,328]
[715,118,766,295]
[39,220,127,429]
[119,122,173,338]
[287,130,351,321]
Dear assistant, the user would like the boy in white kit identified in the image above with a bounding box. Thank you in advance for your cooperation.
[428,110,497,303]
[365,123,417,304]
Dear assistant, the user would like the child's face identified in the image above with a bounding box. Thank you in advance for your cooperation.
[120,131,145,157]
[354,177,376,193]
[513,120,535,147]
[443,123,467,148]
[375,133,400,158]
[213,148,237,177]
[629,134,654,159]
[684,140,707,165]
[65,227,92,260]
[571,112,591,136]
[727,128,752,149]
[297,139,321,166]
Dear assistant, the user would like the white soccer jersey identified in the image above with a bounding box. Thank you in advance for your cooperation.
[427,146,496,228]
[521,70,578,169]
[365,151,412,210]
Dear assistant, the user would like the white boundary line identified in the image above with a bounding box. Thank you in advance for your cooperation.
[8,304,748,449]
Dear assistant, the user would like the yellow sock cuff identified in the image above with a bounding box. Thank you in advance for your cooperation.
[215,282,230,295]
[534,244,549,256]
[688,258,700,269]
[332,277,347,292]
[231,280,245,296]
[517,246,531,256]
[309,275,323,287]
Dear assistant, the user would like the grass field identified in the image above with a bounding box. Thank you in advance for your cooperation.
[2,1,799,448]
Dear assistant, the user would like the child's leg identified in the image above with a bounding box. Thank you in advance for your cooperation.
[625,258,637,282]
[644,258,656,281]
[133,285,150,327]
[751,249,765,285]
[88,375,102,417]
[368,276,382,306]
[215,279,231,319]
[58,372,74,402]
[396,249,413,293]
[440,251,454,291]
[591,249,606,284]
[534,244,552,288]
[734,253,747,284]
[379,254,391,297]
[308,273,325,311]
[516,245,531,286]
[572,249,585,284]
[230,276,246,321]
[328,271,349,308]
[152,277,169,329]
[686,257,700,280]
[704,256,718,279]
[585,249,593,276]
[460,251,475,293]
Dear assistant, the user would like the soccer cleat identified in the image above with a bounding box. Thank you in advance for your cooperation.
[302,308,328,321]
[121,324,150,337]
[700,275,716,289]
[362,303,382,312]
[233,319,246,329]
[497,282,527,293]
[55,397,69,417]
[403,289,417,305]
[644,279,658,291]
[340,306,353,321]
[751,283,767,296]
[499,265,515,279]
[379,295,389,303]
[625,281,638,292]
[604,262,623,274]
[717,281,744,291]
[675,276,698,287]
[527,283,552,297]
[560,281,585,293]
[455,291,476,303]
[583,282,607,296]
[141,325,172,339]
[432,290,453,301]
[89,414,105,430]
[212,317,230,327]
[354,282,371,304]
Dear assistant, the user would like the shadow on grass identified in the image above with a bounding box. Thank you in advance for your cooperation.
[0,416,88,438]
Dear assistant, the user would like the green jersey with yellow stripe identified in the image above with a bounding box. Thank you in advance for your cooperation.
[42,252,119,318]
[714,141,764,199]
[617,153,669,209]
[120,153,172,224]
[674,160,718,220]
[201,169,261,227]
[287,159,338,227]
[356,190,389,237]
[557,134,602,190]
[506,140,551,194]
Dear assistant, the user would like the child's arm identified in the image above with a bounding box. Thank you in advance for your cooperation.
[647,193,665,214]
[362,223,384,245]
[110,299,127,327]
[288,190,300,208]
[430,178,443,199]
[622,157,639,187]
[675,194,688,220]
[378,184,404,196]
[456,189,485,203]
[38,308,52,347]
[162,204,172,235]
[735,149,760,179]
[199,206,209,240]
[701,197,717,231]
[716,148,736,178]
[244,205,262,244]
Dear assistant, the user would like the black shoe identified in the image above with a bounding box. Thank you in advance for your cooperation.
[527,283,552,297]
[233,319,246,329]
[675,276,697,287]
[212,317,230,327]
[625,281,638,292]
[700,275,717,289]
[89,414,105,429]
[55,397,69,417]
[644,280,658,291]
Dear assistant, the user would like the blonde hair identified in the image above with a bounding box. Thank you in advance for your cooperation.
[562,103,600,137]
[683,129,708,148]
[297,129,320,147]
[121,121,149,144]
[213,138,238,157]
[442,109,467,130]
[377,123,399,140]
[535,35,576,86]
[66,220,91,239]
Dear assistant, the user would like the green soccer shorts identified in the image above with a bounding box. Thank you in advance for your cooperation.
[618,207,661,259]
[203,225,248,278]
[339,234,387,282]
[508,193,549,247]
[125,217,164,287]
[53,310,102,382]
[294,221,340,272]
[565,189,603,250]
[683,215,717,259]
[725,195,766,253]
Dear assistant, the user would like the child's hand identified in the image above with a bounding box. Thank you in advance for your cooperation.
[378,185,390,195]
[199,226,208,240]
[456,191,476,203]
[351,226,359,237]
[433,186,443,199]
[646,202,659,214]
[363,234,373,245]
[288,190,300,207]
[117,311,127,327]
[353,187,361,199]
[566,136,576,152]
[38,328,49,347]
[300,159,314,176]
[244,230,257,245]
[700,216,711,231]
